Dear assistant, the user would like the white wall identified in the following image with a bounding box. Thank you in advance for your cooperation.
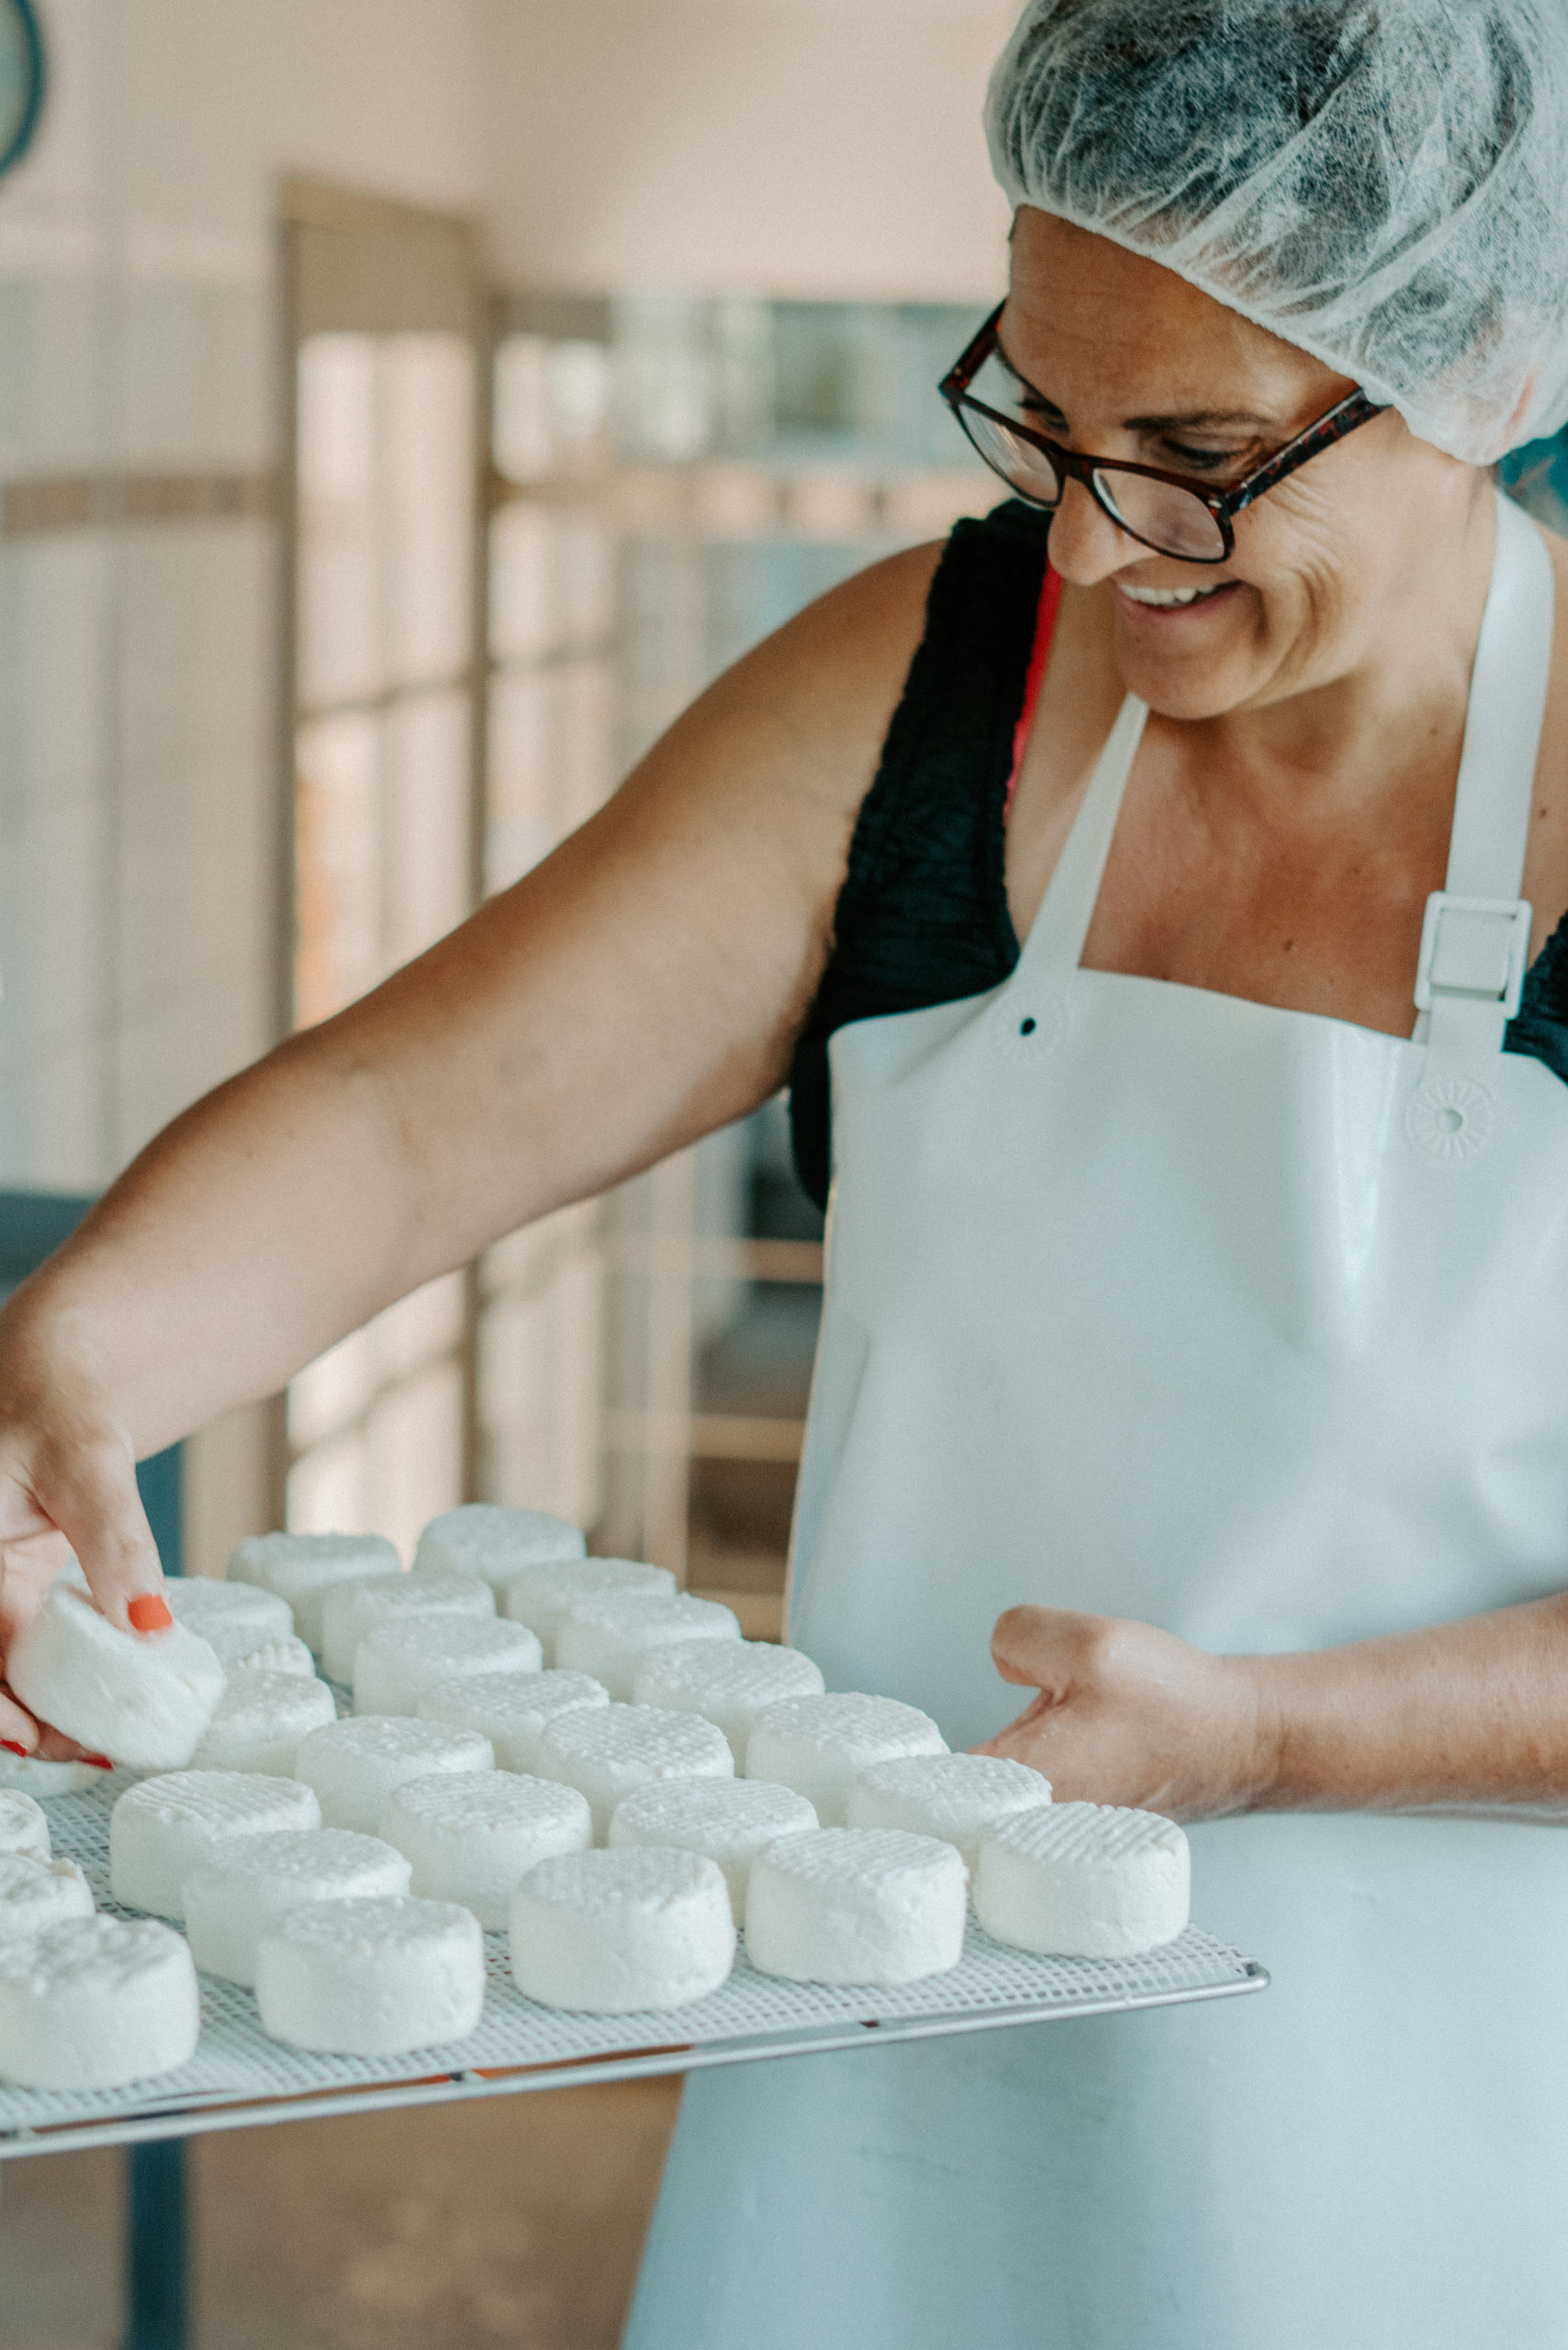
[476,0,1014,301]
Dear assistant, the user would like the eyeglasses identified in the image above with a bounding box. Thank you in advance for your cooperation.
[939,303,1387,565]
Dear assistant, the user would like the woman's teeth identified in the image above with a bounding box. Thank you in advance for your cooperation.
[1116,580,1230,608]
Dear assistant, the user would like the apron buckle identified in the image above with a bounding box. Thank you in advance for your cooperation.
[1414,893,1532,1019]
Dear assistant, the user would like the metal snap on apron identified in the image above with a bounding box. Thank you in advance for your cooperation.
[625,494,1568,2350]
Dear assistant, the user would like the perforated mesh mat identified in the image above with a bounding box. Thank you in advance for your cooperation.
[0,1772,1264,2153]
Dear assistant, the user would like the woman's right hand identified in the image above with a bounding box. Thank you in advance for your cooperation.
[0,1311,167,1757]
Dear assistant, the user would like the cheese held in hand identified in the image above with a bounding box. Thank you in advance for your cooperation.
[7,1584,225,1771]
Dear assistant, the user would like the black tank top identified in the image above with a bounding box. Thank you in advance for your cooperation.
[788,498,1568,1211]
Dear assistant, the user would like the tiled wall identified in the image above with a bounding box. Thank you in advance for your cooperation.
[0,0,483,1570]
[0,5,276,1193]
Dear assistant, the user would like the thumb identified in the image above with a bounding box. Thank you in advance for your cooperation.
[28,1428,168,1634]
[991,1604,1101,1691]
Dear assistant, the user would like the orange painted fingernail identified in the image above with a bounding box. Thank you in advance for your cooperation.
[128,1594,172,1633]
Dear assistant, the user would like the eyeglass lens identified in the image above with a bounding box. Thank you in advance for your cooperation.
[958,405,1227,562]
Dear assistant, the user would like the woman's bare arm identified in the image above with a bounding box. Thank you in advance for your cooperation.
[0,543,941,1674]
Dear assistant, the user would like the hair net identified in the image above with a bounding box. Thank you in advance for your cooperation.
[984,0,1568,465]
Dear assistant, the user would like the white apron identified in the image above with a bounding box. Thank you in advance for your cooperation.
[625,495,1568,2350]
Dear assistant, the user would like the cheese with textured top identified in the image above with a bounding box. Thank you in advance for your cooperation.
[0,1852,95,1939]
[190,1669,338,1776]
[0,1790,50,1861]
[353,1617,542,1717]
[255,1895,486,2053]
[227,1533,401,1652]
[413,1504,586,1590]
[379,1770,591,1928]
[183,1828,412,1986]
[846,1752,1052,1863]
[294,1716,494,1832]
[165,1578,295,1647]
[554,1592,740,1701]
[110,1771,322,1919]
[510,1846,734,2011]
[631,1642,824,1764]
[214,1633,318,1680]
[0,1916,200,2088]
[321,1571,493,1684]
[8,1583,226,1770]
[608,1778,817,1924]
[503,1558,674,1662]
[973,1802,1190,1957]
[417,1669,609,1774]
[535,1704,734,1839]
[745,1694,947,1826]
[746,1828,968,1986]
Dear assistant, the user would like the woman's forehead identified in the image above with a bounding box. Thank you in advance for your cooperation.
[1004,208,1349,423]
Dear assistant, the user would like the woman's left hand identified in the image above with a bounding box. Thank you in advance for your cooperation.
[977,1606,1280,1822]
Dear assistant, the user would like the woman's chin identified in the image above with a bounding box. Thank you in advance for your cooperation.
[1113,612,1271,720]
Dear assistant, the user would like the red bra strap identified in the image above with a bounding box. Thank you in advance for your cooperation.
[1003,561,1062,821]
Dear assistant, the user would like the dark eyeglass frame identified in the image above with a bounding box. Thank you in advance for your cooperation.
[939,302,1388,565]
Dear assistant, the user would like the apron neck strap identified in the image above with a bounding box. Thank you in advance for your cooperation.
[1443,488,1553,903]
[1017,691,1149,981]
[1418,488,1555,1080]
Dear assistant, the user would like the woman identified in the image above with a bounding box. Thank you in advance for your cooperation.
[6,1,1568,2339]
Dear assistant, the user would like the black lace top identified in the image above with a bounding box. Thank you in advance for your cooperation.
[789,498,1568,1211]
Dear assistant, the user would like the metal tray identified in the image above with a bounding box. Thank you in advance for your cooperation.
[0,1774,1266,2158]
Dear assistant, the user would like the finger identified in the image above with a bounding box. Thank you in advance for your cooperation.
[28,1430,167,1634]
[0,1688,40,1753]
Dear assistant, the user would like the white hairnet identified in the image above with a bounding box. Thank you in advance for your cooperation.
[984,0,1568,465]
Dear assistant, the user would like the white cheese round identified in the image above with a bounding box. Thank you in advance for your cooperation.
[110,1771,322,1919]
[165,1577,295,1646]
[255,1894,486,2053]
[182,1828,412,1986]
[413,1504,586,1589]
[227,1532,401,1653]
[0,1752,104,1796]
[745,1694,947,1827]
[631,1642,824,1764]
[535,1704,734,1840]
[608,1778,817,1925]
[7,1583,226,1771]
[0,1789,50,1861]
[379,1771,591,1929]
[510,1846,734,2011]
[321,1571,493,1684]
[0,1916,200,2088]
[554,1592,741,1702]
[190,1669,339,1776]
[353,1617,543,1717]
[503,1558,675,1662]
[746,1828,969,1986]
[972,1802,1191,1958]
[846,1752,1053,1864]
[0,1852,95,1940]
[417,1669,610,1774]
[213,1633,319,1681]
[294,1717,494,1832]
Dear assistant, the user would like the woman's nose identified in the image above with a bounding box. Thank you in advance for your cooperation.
[1046,476,1140,586]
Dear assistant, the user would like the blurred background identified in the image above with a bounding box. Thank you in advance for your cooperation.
[0,1,1011,2344]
